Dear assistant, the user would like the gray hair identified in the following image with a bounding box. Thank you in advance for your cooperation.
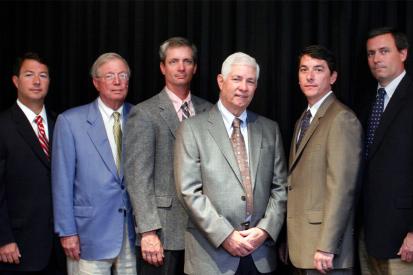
[221,52,260,80]
[90,52,131,78]
[159,37,197,64]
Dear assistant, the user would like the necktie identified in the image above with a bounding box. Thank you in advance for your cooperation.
[230,118,253,228]
[113,112,122,173]
[296,110,312,150]
[181,102,191,120]
[35,115,50,159]
[365,88,386,158]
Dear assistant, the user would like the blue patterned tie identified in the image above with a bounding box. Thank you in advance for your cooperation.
[365,88,386,158]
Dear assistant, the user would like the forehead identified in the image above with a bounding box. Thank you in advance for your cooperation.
[165,46,193,59]
[98,58,127,72]
[367,33,397,50]
[20,59,49,72]
[299,55,328,67]
[228,64,256,77]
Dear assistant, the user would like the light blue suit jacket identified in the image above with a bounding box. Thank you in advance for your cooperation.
[52,98,134,260]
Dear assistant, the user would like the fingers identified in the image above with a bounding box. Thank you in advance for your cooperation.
[0,243,21,264]
[314,251,333,274]
[141,247,164,266]
[60,236,80,261]
[140,233,164,267]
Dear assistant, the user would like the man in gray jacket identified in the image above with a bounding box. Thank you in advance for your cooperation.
[124,37,211,275]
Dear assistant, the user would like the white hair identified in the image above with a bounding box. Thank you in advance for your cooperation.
[221,52,260,80]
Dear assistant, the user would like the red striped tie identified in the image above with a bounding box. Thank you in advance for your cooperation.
[35,115,50,159]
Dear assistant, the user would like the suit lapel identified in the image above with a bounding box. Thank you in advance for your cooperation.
[86,100,118,179]
[192,95,211,114]
[159,90,180,138]
[289,94,335,171]
[207,106,243,184]
[368,75,411,159]
[12,104,50,168]
[247,112,262,189]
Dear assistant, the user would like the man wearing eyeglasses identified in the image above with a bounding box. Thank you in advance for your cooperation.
[52,53,136,274]
[124,37,211,275]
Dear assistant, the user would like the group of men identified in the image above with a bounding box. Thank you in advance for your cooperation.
[0,27,412,275]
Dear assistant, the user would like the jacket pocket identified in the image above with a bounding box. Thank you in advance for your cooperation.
[156,196,172,208]
[74,206,94,217]
[307,210,323,224]
[395,196,413,209]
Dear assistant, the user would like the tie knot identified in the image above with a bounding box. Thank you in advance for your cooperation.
[181,102,189,109]
[377,88,386,98]
[113,112,121,122]
[35,115,43,125]
[304,110,312,120]
[232,118,242,128]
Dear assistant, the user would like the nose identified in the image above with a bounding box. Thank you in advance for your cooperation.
[113,74,121,85]
[33,75,40,85]
[239,80,248,91]
[177,61,185,71]
[372,53,381,64]
[306,71,314,82]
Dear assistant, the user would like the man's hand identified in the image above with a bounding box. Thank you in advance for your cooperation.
[222,230,254,257]
[238,227,268,252]
[314,250,334,274]
[397,232,413,262]
[60,235,80,261]
[140,231,164,267]
[0,242,21,264]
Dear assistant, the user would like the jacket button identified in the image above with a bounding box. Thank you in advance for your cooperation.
[288,186,293,191]
[118,208,123,213]
[241,196,246,201]
[121,185,125,190]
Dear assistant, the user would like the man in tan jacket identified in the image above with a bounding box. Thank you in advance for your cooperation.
[287,45,362,274]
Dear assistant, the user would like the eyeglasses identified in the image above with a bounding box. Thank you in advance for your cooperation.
[98,72,129,82]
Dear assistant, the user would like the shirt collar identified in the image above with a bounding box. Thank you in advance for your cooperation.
[16,99,47,123]
[165,86,192,113]
[97,97,124,120]
[377,70,406,99]
[217,100,248,129]
[307,91,333,117]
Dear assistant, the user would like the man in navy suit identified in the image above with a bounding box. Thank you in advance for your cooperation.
[0,53,66,274]
[361,27,413,275]
[52,53,136,274]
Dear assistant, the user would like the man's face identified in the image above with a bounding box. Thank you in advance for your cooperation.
[367,33,407,86]
[217,64,257,116]
[93,58,129,109]
[160,46,197,90]
[12,59,50,106]
[298,55,337,106]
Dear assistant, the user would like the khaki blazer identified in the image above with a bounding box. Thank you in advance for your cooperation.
[287,94,362,269]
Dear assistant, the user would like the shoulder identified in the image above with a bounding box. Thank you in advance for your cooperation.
[248,110,279,130]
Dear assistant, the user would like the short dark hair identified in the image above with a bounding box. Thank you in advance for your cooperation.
[159,37,198,64]
[13,52,49,76]
[298,45,337,73]
[367,27,409,51]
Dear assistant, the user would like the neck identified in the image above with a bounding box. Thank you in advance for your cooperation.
[100,97,123,111]
[19,98,44,114]
[166,84,190,100]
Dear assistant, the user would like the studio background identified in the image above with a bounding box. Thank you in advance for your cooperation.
[1,0,412,150]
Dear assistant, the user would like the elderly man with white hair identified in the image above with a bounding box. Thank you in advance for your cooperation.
[174,52,287,275]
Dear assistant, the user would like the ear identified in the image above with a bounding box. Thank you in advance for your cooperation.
[330,71,338,85]
[217,74,224,91]
[192,63,197,74]
[12,75,19,90]
[92,78,100,91]
[400,48,408,62]
[160,62,166,75]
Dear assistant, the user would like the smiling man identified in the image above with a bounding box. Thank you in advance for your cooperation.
[52,53,136,274]
[174,52,287,274]
[287,45,362,275]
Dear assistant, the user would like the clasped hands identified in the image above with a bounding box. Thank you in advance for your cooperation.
[222,227,268,257]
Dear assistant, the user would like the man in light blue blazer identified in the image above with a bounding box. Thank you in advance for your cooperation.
[52,53,136,275]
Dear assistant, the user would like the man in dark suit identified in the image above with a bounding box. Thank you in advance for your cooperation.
[0,53,65,274]
[124,37,211,275]
[174,52,287,274]
[361,27,413,274]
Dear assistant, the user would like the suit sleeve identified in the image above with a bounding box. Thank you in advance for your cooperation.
[0,135,15,246]
[317,111,362,253]
[174,121,234,248]
[124,106,162,234]
[256,123,288,241]
[52,114,78,237]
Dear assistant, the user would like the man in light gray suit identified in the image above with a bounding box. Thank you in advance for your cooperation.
[124,37,211,275]
[174,52,287,275]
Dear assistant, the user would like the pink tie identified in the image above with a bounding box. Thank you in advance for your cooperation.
[35,115,50,159]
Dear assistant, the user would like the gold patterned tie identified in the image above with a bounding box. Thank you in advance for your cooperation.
[230,118,253,228]
[113,112,122,173]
